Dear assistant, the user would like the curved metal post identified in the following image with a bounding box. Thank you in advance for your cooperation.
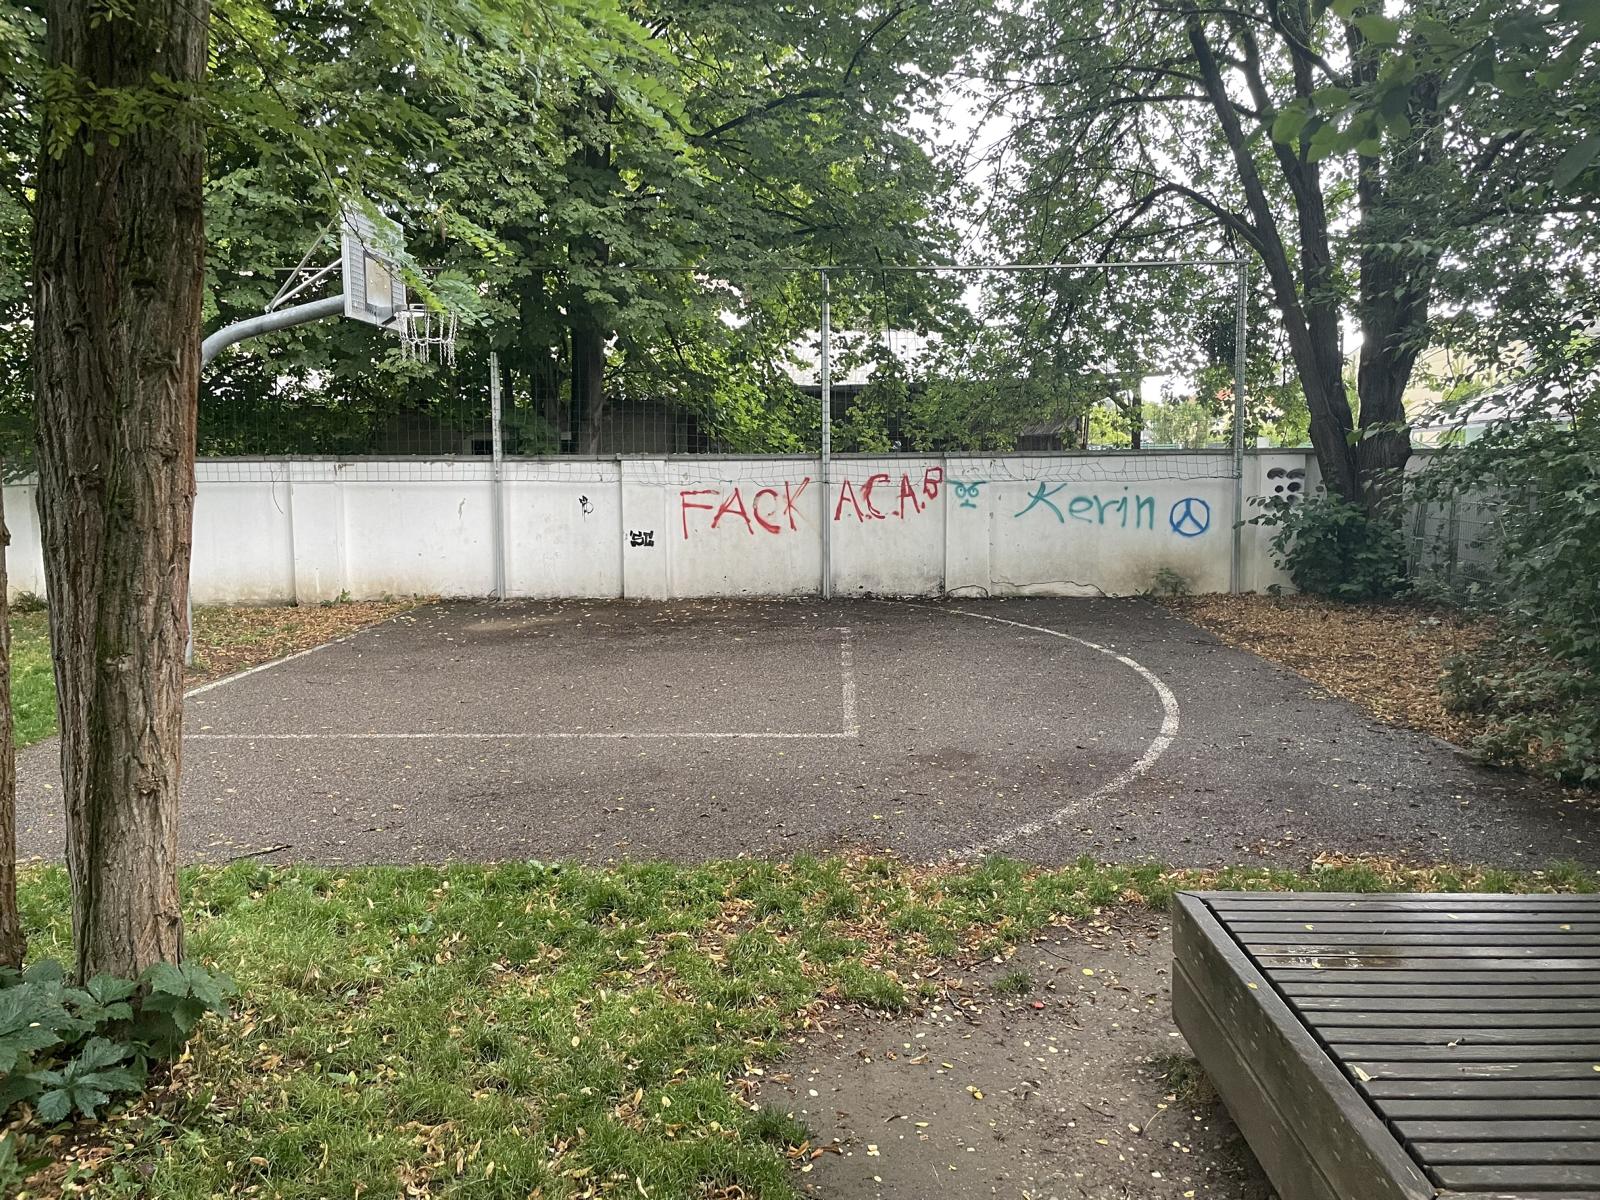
[188,293,349,664]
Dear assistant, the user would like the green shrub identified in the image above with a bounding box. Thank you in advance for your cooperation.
[0,959,233,1125]
[1411,311,1598,785]
[1252,491,1408,600]
[1444,633,1599,784]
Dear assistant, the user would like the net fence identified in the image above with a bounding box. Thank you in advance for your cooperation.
[184,261,1285,485]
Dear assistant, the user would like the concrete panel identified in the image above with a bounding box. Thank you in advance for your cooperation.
[664,461,822,597]
[2,484,46,600]
[340,480,494,599]
[988,476,1235,596]
[504,465,622,598]
[829,459,946,596]
[192,479,296,603]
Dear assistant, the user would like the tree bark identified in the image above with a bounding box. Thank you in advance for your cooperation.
[32,0,207,981]
[571,318,608,454]
[1186,11,1367,504]
[0,483,21,972]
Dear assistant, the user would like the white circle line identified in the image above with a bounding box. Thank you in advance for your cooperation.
[880,601,1180,860]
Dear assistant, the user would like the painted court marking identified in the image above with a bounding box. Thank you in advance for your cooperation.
[880,602,1180,860]
[187,626,862,741]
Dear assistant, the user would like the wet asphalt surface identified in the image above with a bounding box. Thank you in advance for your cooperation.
[14,597,1595,868]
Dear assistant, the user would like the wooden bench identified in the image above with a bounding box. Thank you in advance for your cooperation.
[1173,891,1600,1199]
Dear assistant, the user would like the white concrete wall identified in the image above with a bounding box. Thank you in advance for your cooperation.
[3,452,1311,604]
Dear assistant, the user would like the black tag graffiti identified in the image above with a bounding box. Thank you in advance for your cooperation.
[629,530,655,548]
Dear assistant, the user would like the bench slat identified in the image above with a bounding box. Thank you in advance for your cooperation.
[1182,891,1600,1197]
[1400,1121,1600,1142]
[1432,1163,1600,1190]
[1382,1099,1600,1119]
[1350,1061,1600,1081]
[1299,996,1600,1013]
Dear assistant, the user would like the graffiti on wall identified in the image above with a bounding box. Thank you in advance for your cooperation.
[1011,484,1212,538]
[952,478,987,508]
[680,479,812,538]
[832,467,943,523]
[678,469,1213,539]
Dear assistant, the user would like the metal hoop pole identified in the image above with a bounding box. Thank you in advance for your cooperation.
[489,352,506,598]
[1230,261,1249,594]
[819,270,832,601]
[190,292,350,665]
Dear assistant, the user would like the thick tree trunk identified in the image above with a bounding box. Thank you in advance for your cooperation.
[0,484,21,972]
[32,0,207,981]
[571,319,608,454]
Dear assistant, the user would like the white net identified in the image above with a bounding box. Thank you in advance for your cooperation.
[396,306,460,366]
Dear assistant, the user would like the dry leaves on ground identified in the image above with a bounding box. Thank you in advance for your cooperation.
[1162,593,1493,749]
[188,598,425,685]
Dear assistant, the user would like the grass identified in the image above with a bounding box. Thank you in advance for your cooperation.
[992,968,1033,995]
[10,612,56,749]
[1153,1052,1217,1109]
[6,853,1596,1199]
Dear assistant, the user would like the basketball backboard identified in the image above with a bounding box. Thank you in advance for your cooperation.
[340,204,408,327]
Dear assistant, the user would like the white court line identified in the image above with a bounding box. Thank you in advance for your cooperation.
[187,730,859,741]
[881,601,1180,860]
[188,625,862,741]
[838,626,859,736]
[185,640,340,698]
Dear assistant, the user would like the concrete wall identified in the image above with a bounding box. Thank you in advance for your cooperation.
[3,451,1313,604]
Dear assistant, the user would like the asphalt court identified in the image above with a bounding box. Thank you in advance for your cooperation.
[14,598,1595,868]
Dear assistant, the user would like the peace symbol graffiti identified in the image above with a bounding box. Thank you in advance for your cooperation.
[1168,497,1211,538]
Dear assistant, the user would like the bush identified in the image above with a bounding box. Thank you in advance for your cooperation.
[0,959,232,1125]
[1252,492,1408,601]
[1443,632,1599,784]
[1408,298,1599,784]
[1420,395,1600,783]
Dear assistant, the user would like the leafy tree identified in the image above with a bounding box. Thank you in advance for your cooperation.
[22,0,659,981]
[970,0,1599,509]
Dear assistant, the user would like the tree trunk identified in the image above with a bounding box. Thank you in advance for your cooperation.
[32,0,207,981]
[0,483,21,972]
[571,318,608,454]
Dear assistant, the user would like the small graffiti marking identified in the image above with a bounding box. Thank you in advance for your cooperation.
[629,530,655,548]
[1169,497,1211,538]
[952,479,988,509]
[578,495,594,516]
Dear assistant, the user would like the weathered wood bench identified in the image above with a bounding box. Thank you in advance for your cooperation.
[1173,891,1600,1200]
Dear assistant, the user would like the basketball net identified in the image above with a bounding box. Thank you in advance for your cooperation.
[396,305,460,366]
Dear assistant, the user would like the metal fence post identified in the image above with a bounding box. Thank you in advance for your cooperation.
[489,351,507,599]
[819,270,832,601]
[1229,260,1248,594]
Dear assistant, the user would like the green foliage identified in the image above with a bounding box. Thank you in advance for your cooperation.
[992,969,1032,996]
[1422,329,1600,784]
[1146,398,1218,448]
[10,612,58,748]
[9,856,1593,1192]
[0,959,233,1127]
[1253,493,1408,601]
[1144,566,1192,598]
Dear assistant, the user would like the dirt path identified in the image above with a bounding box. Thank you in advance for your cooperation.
[753,913,1274,1200]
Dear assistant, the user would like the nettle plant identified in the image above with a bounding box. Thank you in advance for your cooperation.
[0,959,232,1123]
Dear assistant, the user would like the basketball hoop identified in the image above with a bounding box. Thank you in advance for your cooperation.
[395,304,460,366]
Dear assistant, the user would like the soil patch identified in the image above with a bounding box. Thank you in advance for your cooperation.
[187,599,424,685]
[752,912,1273,1199]
[1163,593,1490,749]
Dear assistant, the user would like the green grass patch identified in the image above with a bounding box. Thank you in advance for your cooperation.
[10,612,56,747]
[7,854,1595,1197]
[993,968,1032,995]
